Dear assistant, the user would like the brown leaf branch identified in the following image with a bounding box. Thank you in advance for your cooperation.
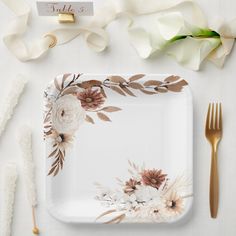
[96,210,126,224]
[85,106,122,123]
[54,74,82,99]
[102,74,188,96]
[47,147,65,176]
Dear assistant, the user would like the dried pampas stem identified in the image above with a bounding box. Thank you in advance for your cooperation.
[1,163,18,236]
[18,125,39,235]
[0,74,28,138]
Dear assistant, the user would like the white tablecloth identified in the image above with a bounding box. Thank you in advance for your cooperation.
[0,0,235,235]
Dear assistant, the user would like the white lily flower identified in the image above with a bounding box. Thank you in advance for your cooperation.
[166,36,221,70]
[129,12,222,70]
[157,12,192,40]
[128,28,154,59]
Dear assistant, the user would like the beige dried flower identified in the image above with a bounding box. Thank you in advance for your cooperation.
[164,191,184,216]
[124,179,141,194]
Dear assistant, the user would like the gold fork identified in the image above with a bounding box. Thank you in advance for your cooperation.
[205,103,222,218]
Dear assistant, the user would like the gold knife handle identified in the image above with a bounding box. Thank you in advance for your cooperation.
[210,147,219,218]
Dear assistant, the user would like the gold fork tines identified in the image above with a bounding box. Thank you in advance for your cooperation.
[205,103,223,218]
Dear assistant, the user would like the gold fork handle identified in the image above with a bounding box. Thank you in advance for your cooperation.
[210,147,219,218]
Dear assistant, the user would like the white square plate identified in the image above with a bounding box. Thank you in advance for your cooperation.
[44,74,193,224]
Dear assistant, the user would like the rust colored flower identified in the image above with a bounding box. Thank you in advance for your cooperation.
[141,169,167,189]
[77,88,105,110]
[124,178,141,194]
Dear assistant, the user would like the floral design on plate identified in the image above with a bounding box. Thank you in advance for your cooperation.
[52,94,86,134]
[77,88,105,110]
[95,161,192,223]
[44,74,188,176]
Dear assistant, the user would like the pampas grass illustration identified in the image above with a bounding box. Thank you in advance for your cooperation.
[1,163,18,236]
[18,125,39,234]
[0,74,28,138]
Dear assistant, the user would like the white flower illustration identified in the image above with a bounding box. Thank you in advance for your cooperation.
[52,94,86,134]
[118,193,138,210]
[135,185,160,202]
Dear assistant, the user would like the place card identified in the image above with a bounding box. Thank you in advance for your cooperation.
[36,1,94,16]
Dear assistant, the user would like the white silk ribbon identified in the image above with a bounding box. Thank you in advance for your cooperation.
[1,0,236,70]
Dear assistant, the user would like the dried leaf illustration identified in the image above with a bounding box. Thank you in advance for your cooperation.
[59,159,64,169]
[54,78,61,91]
[164,75,180,83]
[140,89,156,95]
[66,74,80,87]
[108,76,126,83]
[129,74,145,82]
[48,149,57,158]
[43,124,51,129]
[53,166,60,176]
[97,112,111,122]
[120,85,136,97]
[116,177,123,185]
[155,87,168,93]
[53,143,57,148]
[80,80,102,89]
[100,87,107,98]
[102,106,122,112]
[176,80,188,86]
[143,80,163,87]
[85,114,95,124]
[144,80,163,87]
[44,114,51,123]
[166,79,188,92]
[128,82,144,89]
[128,160,132,166]
[44,130,52,136]
[96,209,117,221]
[110,86,126,96]
[167,84,183,92]
[48,148,65,176]
[61,149,65,158]
[105,214,126,224]
[51,157,59,167]
[47,165,57,176]
[61,86,79,95]
[61,74,71,88]
[163,175,190,196]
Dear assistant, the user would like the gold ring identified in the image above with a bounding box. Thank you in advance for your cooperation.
[44,34,57,48]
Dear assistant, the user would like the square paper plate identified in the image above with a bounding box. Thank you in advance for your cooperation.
[44,74,193,224]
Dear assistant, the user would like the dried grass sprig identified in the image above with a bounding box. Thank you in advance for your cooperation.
[0,163,18,236]
[18,125,39,235]
[0,75,28,138]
